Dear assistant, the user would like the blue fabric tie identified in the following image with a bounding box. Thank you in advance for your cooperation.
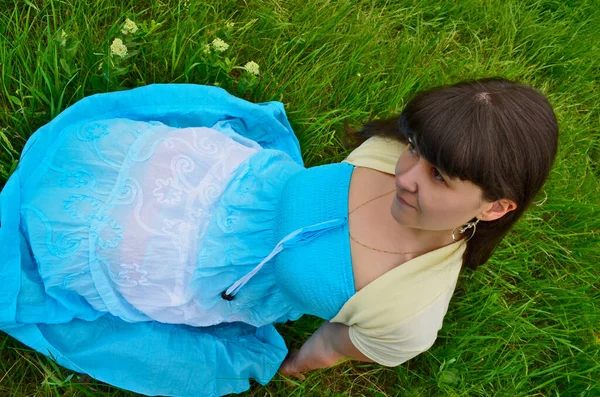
[224,217,348,297]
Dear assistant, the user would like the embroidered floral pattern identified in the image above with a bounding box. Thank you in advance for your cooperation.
[78,123,109,141]
[63,195,103,221]
[59,171,88,188]
[153,178,183,205]
[93,217,123,249]
[111,263,148,287]
[162,218,191,235]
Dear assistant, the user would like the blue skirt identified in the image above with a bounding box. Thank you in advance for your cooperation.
[0,85,355,396]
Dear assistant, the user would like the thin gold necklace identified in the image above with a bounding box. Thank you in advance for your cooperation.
[348,189,438,255]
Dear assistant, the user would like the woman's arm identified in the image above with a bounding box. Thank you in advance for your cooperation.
[279,321,374,378]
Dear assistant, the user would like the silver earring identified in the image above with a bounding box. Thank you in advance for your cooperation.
[452,219,480,242]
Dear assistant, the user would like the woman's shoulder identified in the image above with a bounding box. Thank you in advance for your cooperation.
[343,136,405,175]
[330,242,465,366]
[332,241,465,330]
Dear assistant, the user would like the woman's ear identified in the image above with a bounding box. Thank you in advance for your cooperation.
[479,199,517,222]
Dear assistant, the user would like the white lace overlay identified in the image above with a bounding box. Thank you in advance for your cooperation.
[94,125,258,319]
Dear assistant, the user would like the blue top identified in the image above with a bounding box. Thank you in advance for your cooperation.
[0,84,355,397]
[275,163,356,318]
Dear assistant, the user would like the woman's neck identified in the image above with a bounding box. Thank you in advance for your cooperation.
[383,204,456,255]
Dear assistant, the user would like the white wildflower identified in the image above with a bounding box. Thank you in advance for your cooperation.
[211,38,229,52]
[60,30,67,41]
[202,44,211,54]
[356,73,361,77]
[243,61,260,76]
[110,38,128,57]
[226,22,235,29]
[121,18,138,35]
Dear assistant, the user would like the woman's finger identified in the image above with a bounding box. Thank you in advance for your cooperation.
[279,350,298,374]
[279,351,306,379]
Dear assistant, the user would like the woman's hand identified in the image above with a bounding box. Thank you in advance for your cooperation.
[279,321,373,379]
[279,349,339,379]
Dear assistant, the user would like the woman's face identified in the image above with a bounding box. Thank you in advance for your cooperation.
[391,141,492,232]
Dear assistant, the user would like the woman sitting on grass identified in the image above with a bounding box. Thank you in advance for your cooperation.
[0,78,558,397]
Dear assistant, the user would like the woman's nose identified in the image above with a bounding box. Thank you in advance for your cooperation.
[395,159,422,193]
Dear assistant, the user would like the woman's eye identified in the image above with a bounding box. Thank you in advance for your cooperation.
[432,168,446,184]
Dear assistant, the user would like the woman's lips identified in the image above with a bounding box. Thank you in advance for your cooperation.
[396,194,414,209]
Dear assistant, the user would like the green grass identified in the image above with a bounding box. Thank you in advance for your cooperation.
[1,0,599,395]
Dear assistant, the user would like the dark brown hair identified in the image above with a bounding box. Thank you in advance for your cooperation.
[350,78,559,270]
